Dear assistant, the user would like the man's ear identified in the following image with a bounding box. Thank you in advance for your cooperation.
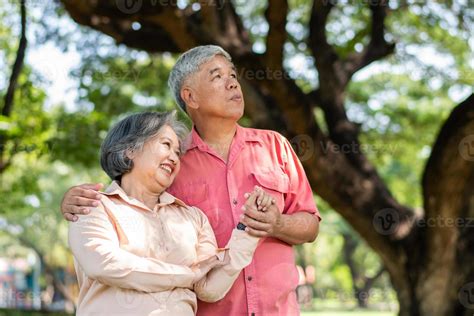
[181,86,199,111]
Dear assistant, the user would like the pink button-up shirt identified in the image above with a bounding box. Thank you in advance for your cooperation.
[168,125,320,316]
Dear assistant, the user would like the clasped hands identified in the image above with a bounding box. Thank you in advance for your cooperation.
[191,186,281,282]
[240,186,282,238]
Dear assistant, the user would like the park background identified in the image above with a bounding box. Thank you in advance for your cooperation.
[0,0,473,315]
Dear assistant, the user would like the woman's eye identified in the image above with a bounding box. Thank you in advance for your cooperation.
[163,142,171,148]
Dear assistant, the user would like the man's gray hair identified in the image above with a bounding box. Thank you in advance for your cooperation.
[100,111,188,181]
[168,45,233,113]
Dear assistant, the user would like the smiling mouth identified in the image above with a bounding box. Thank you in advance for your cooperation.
[159,163,173,175]
[230,95,242,101]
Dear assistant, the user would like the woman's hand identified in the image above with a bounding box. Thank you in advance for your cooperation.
[254,186,275,211]
[243,186,275,211]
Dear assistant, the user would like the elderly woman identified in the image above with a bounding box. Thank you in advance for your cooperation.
[68,111,268,316]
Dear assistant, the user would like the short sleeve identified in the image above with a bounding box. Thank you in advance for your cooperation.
[280,135,321,220]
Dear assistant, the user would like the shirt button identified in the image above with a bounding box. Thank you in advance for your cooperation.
[152,213,157,218]
[232,198,238,205]
[247,276,253,281]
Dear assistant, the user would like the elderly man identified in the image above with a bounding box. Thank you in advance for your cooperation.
[61,45,320,316]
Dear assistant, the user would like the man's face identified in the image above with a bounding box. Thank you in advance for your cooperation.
[186,55,244,120]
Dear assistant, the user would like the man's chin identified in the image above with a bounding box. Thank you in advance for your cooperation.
[231,111,244,121]
[230,105,244,120]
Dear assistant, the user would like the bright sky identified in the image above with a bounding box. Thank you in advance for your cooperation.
[27,43,81,110]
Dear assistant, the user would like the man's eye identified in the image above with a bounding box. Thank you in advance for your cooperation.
[213,74,221,80]
[230,73,237,78]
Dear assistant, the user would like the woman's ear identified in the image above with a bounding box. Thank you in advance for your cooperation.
[125,148,135,160]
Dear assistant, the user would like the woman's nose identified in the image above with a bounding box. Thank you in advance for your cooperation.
[169,151,179,164]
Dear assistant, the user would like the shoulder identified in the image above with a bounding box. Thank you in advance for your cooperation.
[69,201,109,230]
[243,126,283,138]
[241,127,288,145]
[242,127,291,156]
[72,195,118,226]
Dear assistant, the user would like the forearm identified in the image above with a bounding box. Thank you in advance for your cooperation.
[193,263,240,302]
[86,251,195,292]
[194,229,259,302]
[69,217,195,292]
[70,239,195,292]
[273,212,319,245]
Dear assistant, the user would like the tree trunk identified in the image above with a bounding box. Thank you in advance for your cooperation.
[16,236,77,308]
[342,232,385,308]
[58,1,474,314]
[0,0,27,173]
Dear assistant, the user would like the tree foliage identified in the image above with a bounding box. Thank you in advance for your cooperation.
[0,0,473,314]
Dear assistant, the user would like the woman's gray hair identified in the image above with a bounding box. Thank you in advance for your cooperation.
[168,45,233,113]
[100,111,188,181]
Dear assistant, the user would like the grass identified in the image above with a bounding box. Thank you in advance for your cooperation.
[0,308,396,316]
[302,311,395,316]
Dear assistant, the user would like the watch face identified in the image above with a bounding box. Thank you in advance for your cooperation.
[237,222,247,231]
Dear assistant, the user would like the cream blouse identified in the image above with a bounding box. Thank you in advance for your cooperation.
[69,181,259,316]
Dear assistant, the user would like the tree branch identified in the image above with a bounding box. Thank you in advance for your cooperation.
[62,0,184,52]
[308,0,338,67]
[364,266,386,289]
[3,0,27,116]
[264,0,288,69]
[341,0,395,85]
[0,1,27,175]
[62,0,252,55]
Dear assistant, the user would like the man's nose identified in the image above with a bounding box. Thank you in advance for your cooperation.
[227,78,237,89]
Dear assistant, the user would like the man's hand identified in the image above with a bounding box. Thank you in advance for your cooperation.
[61,183,103,222]
[240,186,283,238]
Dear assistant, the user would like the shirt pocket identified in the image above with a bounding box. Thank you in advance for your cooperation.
[175,181,221,231]
[251,168,290,213]
[176,181,230,238]
[178,181,209,207]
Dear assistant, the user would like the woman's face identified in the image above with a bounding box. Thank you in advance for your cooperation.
[128,125,181,192]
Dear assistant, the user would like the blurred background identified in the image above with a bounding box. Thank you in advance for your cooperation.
[0,0,473,315]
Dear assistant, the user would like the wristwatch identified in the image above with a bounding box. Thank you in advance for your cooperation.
[236,222,247,231]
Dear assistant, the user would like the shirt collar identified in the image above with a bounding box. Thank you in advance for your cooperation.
[101,181,186,210]
[187,124,262,152]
